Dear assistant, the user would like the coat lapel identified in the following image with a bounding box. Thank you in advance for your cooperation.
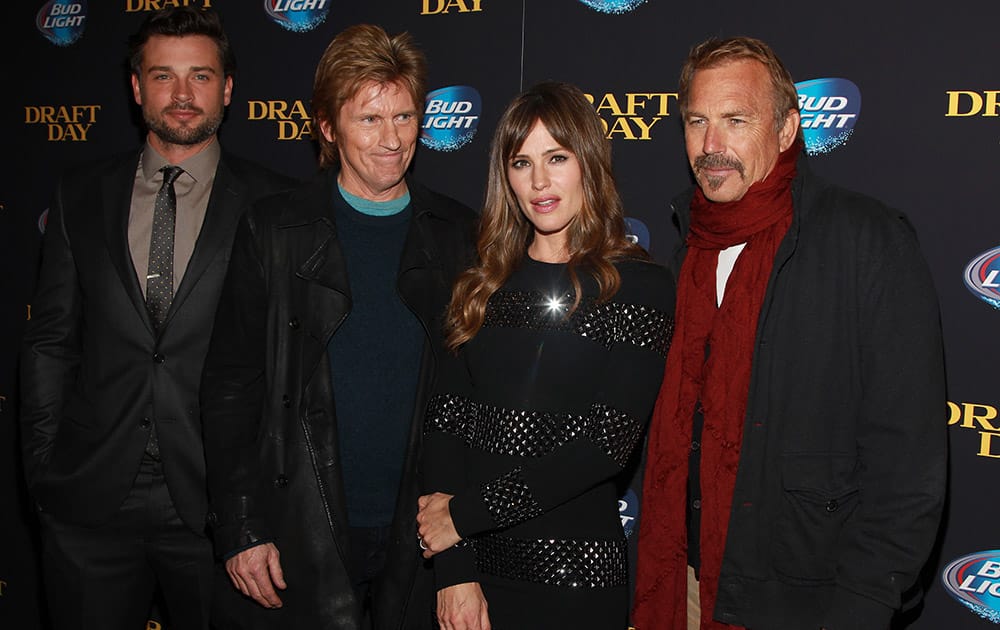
[163,156,245,327]
[101,153,155,335]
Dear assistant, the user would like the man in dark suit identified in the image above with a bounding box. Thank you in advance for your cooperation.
[19,7,294,629]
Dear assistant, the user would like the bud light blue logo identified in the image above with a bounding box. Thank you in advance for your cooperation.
[963,246,1000,310]
[942,550,1000,622]
[619,489,639,537]
[795,78,861,155]
[38,209,49,234]
[421,86,481,152]
[36,0,87,47]
[624,217,650,251]
[579,0,646,14]
[264,0,330,33]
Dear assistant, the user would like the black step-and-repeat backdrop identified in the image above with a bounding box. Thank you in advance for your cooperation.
[4,1,999,628]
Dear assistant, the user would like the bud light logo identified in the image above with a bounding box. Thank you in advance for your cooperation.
[619,489,639,537]
[38,209,49,234]
[264,0,329,33]
[942,550,1000,622]
[579,0,646,14]
[963,246,1000,310]
[36,0,87,47]
[795,78,861,155]
[421,86,481,152]
[624,217,649,251]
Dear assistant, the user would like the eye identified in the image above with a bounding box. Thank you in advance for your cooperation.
[510,158,530,169]
[549,154,569,164]
[193,73,211,81]
[686,117,706,127]
[396,113,414,122]
[730,118,746,126]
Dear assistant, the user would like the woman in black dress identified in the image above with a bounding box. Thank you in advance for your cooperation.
[417,81,675,630]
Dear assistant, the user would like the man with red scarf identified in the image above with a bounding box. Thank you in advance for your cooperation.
[632,37,946,630]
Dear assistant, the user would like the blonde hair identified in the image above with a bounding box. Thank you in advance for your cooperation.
[311,24,427,167]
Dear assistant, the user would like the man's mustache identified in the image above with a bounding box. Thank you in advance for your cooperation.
[164,103,203,114]
[694,153,744,177]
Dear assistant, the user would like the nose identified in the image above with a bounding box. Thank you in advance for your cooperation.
[380,120,402,151]
[702,122,724,155]
[172,80,192,104]
[531,165,549,191]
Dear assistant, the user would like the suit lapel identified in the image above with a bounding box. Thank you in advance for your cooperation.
[164,155,245,327]
[102,153,155,335]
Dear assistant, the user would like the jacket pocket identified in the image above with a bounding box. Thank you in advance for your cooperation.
[771,454,859,582]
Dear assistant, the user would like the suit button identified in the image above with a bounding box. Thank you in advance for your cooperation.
[288,318,300,329]
[282,395,291,408]
[825,499,839,512]
[140,417,151,429]
[152,353,165,364]
[274,475,289,488]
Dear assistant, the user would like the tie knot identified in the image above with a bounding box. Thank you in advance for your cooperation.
[160,165,184,186]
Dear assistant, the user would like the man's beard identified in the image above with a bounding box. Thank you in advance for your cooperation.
[145,104,223,147]
[694,153,745,192]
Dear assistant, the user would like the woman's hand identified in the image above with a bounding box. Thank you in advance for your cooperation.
[437,582,491,630]
[417,492,461,558]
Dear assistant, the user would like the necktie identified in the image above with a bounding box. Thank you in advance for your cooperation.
[144,165,183,461]
[146,165,184,330]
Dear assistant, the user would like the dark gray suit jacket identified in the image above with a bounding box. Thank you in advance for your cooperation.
[20,147,296,532]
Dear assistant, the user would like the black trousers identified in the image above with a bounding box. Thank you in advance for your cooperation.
[39,454,213,630]
[348,525,391,630]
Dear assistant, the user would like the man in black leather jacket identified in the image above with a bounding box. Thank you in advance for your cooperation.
[200,24,477,630]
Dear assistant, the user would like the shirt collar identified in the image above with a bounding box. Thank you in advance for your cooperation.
[140,138,222,184]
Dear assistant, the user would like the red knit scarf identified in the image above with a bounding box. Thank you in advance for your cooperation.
[633,140,801,629]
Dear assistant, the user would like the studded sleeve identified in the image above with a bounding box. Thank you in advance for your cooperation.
[430,261,675,543]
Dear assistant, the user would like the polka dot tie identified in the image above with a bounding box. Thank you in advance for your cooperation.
[146,165,184,331]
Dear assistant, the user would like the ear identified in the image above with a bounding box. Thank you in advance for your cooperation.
[131,74,142,106]
[778,109,800,151]
[319,118,335,144]
[223,76,233,107]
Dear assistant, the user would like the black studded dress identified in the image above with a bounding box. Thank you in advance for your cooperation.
[423,256,675,629]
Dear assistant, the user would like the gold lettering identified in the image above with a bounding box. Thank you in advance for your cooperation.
[978,431,1000,458]
[26,304,32,321]
[605,116,636,140]
[629,117,660,140]
[47,123,92,141]
[126,0,210,12]
[268,100,289,120]
[946,91,983,117]
[947,401,961,425]
[277,120,313,140]
[594,93,625,117]
[26,105,100,125]
[421,0,481,14]
[289,100,309,119]
[984,91,1000,117]
[247,101,268,120]
[959,402,1000,432]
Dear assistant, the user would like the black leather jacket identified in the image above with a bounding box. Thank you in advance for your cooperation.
[201,169,477,629]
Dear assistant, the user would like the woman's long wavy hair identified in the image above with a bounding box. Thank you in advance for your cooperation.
[445,81,647,352]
